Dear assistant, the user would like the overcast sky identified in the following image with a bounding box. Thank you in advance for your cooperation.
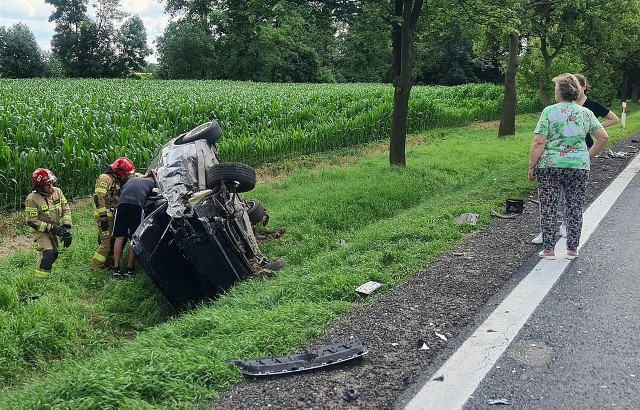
[0,0,171,63]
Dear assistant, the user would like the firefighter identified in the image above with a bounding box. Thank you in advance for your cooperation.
[91,157,135,269]
[25,168,72,276]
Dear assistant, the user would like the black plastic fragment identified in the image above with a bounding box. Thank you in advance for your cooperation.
[343,388,360,402]
[228,339,367,376]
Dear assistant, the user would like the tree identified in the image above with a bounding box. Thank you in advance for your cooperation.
[92,0,129,76]
[0,23,45,78]
[156,21,216,79]
[516,0,639,106]
[115,15,151,76]
[415,20,480,86]
[389,0,424,166]
[336,2,391,83]
[159,0,350,82]
[42,50,65,77]
[46,0,92,76]
[47,0,147,77]
[498,31,519,136]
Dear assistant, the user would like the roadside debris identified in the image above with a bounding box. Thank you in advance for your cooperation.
[505,199,524,214]
[432,375,445,381]
[434,331,448,342]
[355,281,382,295]
[488,398,511,405]
[491,210,516,219]
[418,340,430,350]
[19,295,40,303]
[227,339,367,376]
[342,388,360,402]
[608,149,628,158]
[455,213,479,225]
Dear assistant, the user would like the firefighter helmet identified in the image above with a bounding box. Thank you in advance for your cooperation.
[32,168,57,187]
[110,157,135,178]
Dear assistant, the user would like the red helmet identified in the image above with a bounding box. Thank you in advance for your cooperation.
[32,168,57,187]
[110,157,135,178]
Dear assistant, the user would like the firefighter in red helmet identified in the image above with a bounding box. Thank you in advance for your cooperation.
[25,168,72,276]
[91,157,135,269]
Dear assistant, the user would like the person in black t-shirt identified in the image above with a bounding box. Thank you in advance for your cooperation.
[112,170,157,278]
[575,74,620,148]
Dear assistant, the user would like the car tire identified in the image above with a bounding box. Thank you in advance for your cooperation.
[246,199,266,225]
[206,162,256,193]
[176,121,223,145]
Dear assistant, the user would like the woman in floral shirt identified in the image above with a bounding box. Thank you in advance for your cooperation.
[528,74,609,260]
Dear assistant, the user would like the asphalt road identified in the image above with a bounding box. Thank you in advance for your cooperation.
[399,153,640,409]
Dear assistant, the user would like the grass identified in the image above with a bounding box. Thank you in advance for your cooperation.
[0,106,639,408]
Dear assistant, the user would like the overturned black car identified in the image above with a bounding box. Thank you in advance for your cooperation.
[131,121,283,309]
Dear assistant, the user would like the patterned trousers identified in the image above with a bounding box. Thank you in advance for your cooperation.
[536,168,589,252]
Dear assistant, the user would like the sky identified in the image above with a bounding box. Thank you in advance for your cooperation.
[0,0,171,63]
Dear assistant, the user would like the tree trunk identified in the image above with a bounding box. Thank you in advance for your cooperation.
[620,68,629,102]
[389,0,423,167]
[537,35,554,107]
[498,31,519,137]
[537,80,551,106]
[631,77,640,103]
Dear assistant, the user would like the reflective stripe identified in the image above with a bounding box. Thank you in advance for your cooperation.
[93,253,107,263]
[93,210,114,217]
[96,187,107,194]
[38,222,48,232]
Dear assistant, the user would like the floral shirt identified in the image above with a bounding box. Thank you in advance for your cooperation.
[534,102,602,170]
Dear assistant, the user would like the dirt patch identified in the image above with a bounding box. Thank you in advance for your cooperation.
[0,197,93,256]
[209,135,640,409]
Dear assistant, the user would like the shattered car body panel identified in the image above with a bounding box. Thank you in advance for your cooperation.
[228,340,368,376]
[155,138,217,218]
[132,121,272,309]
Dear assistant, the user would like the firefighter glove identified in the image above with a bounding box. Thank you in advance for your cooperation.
[62,232,72,248]
[50,225,67,237]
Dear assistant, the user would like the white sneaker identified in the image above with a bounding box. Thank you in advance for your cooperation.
[559,225,567,237]
[531,232,543,244]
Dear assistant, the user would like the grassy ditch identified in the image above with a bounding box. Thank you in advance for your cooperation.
[0,107,639,408]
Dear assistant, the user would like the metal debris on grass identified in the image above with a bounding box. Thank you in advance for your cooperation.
[355,281,382,295]
[455,213,479,225]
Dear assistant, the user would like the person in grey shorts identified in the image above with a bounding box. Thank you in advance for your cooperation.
[112,170,156,278]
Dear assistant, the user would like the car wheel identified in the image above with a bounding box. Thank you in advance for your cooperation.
[206,162,256,192]
[177,121,223,145]
[246,199,266,225]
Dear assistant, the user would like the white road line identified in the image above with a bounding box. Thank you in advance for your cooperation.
[404,152,640,410]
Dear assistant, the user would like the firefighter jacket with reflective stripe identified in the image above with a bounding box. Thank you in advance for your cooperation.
[94,173,121,218]
[25,187,72,233]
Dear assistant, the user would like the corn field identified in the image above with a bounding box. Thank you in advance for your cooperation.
[0,79,542,211]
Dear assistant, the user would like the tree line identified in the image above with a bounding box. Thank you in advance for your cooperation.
[2,0,639,102]
[0,0,150,78]
[2,0,640,165]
